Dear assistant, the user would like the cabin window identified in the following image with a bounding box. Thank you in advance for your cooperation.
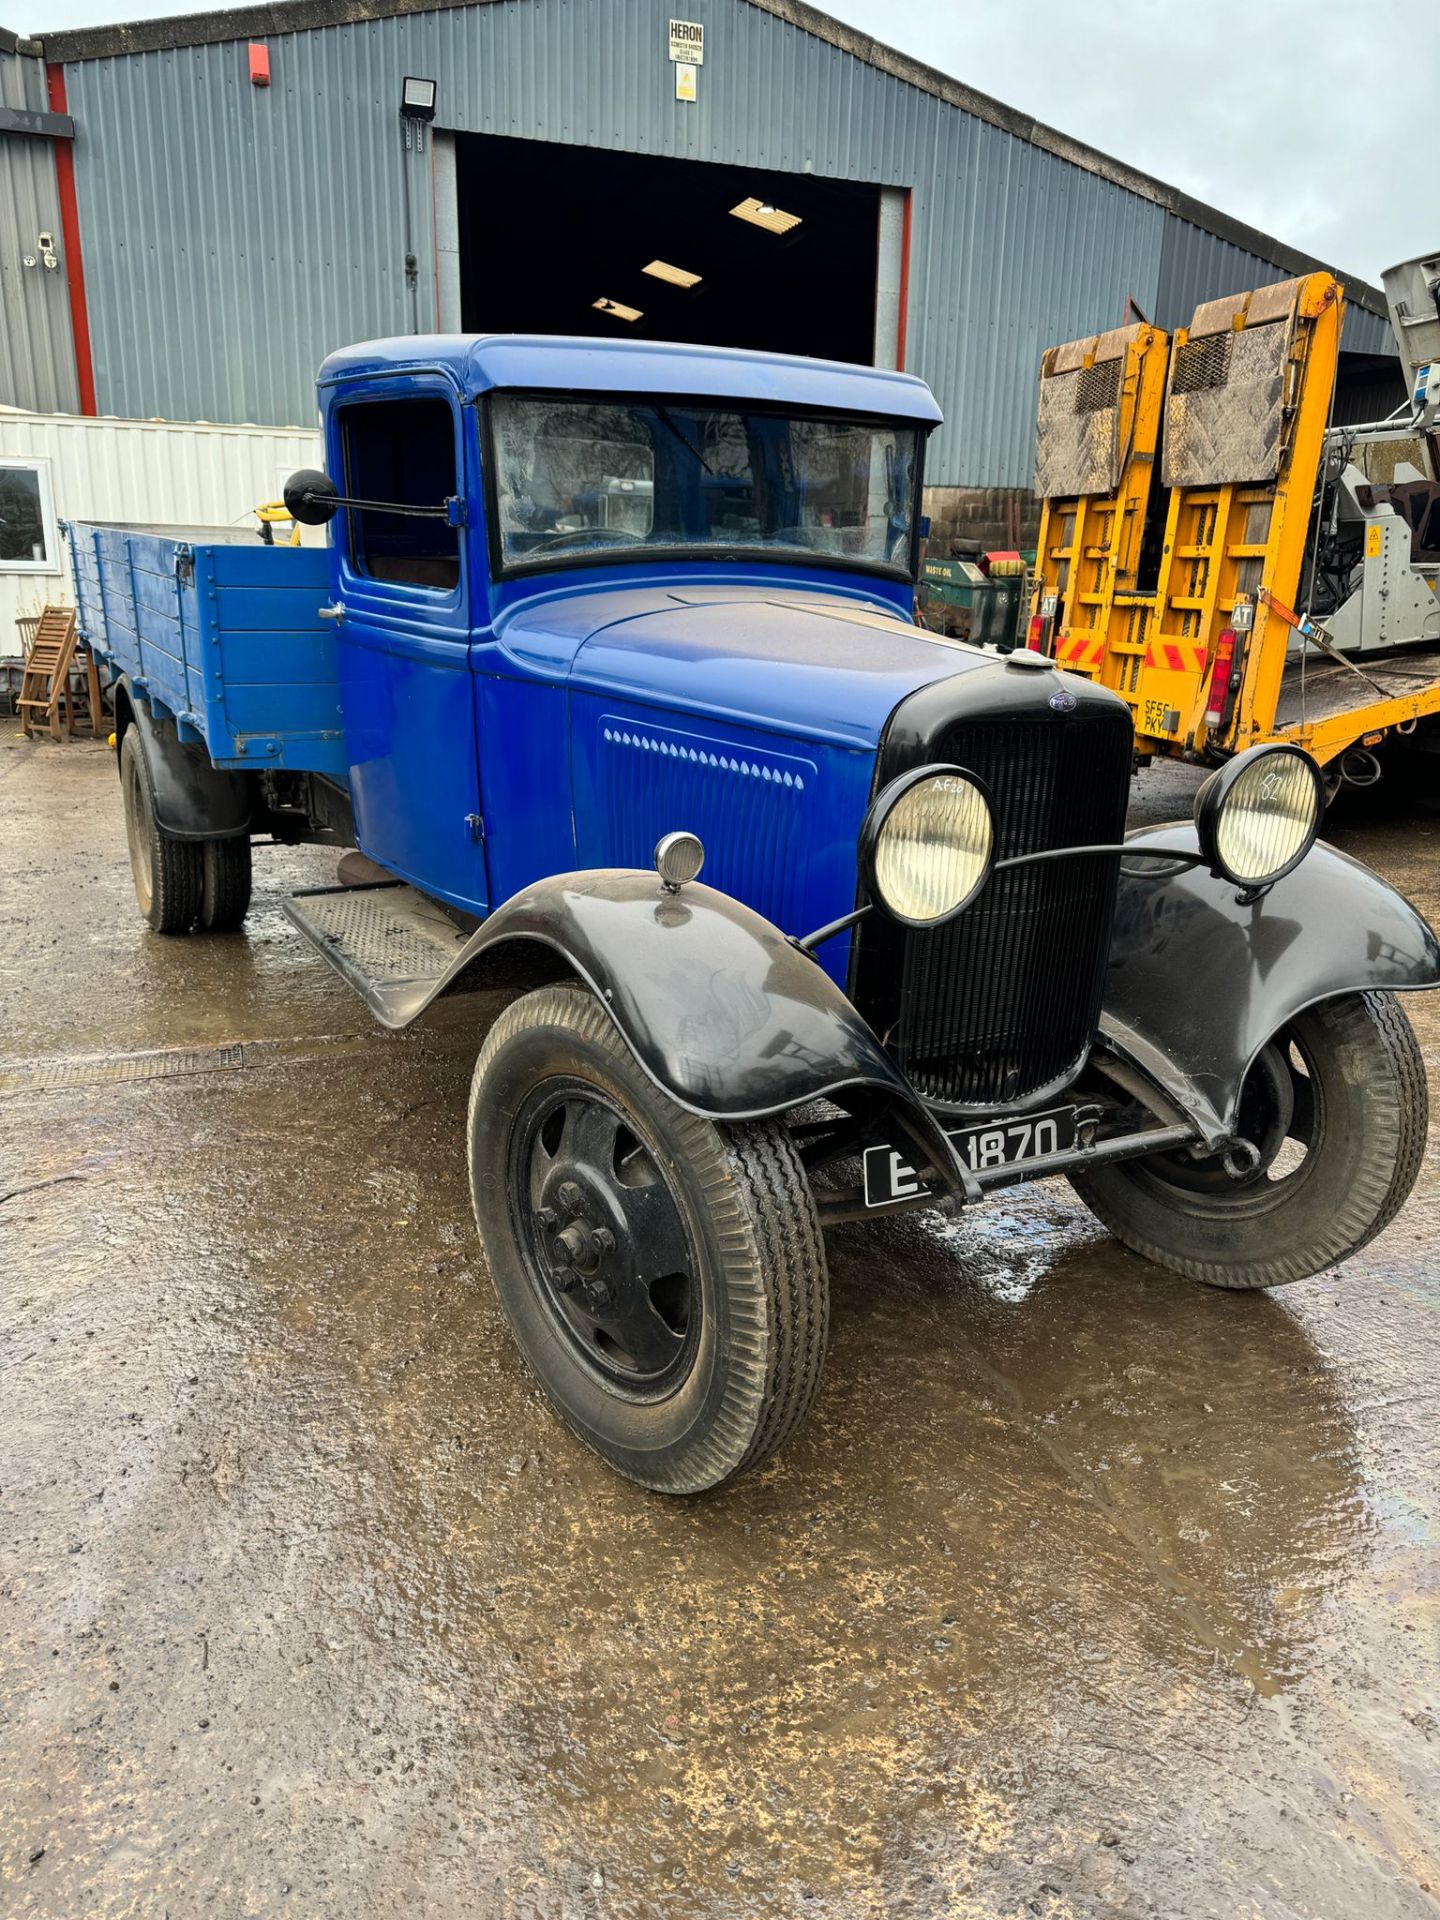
[0,460,57,572]
[339,398,461,590]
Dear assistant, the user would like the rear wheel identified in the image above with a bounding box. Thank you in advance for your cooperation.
[1071,991,1427,1289]
[120,727,202,935]
[200,836,252,931]
[467,984,829,1493]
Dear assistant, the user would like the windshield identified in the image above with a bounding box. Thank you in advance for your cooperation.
[489,394,923,578]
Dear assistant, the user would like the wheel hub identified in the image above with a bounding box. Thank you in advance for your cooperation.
[511,1082,700,1390]
[540,1195,618,1306]
[1145,1035,1313,1196]
[1158,1043,1295,1192]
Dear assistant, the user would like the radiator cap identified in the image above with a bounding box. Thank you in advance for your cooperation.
[1005,648,1053,671]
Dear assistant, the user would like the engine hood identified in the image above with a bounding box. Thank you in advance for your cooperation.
[502,583,994,750]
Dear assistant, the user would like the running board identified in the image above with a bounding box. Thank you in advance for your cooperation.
[283,882,473,1028]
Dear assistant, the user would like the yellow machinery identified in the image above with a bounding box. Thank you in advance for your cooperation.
[1031,318,1170,676]
[254,501,302,546]
[1030,272,1440,776]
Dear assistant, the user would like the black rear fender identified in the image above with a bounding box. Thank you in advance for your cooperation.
[115,681,251,841]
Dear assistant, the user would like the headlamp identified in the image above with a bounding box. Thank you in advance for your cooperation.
[859,765,995,927]
[1195,744,1323,888]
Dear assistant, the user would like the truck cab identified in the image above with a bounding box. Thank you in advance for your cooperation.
[305,334,939,970]
[73,334,1439,1496]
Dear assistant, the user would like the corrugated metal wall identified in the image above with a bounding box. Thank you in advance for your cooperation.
[0,409,321,655]
[58,0,1395,484]
[1,42,80,413]
[1154,215,1391,357]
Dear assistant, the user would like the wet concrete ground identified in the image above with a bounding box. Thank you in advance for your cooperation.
[2,736,1437,1919]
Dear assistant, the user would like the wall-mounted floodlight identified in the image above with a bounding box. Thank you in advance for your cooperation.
[594,297,643,322]
[400,76,437,120]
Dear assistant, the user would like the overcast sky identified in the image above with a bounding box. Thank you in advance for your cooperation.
[24,0,1433,285]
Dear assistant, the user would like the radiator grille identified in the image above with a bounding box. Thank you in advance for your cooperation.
[854,708,1133,1110]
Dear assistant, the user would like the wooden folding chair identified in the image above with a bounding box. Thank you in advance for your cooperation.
[17,606,95,740]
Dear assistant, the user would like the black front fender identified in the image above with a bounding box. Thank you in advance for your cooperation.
[1101,824,1440,1138]
[441,871,975,1201]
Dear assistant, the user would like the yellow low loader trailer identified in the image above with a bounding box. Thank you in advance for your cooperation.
[1030,272,1440,779]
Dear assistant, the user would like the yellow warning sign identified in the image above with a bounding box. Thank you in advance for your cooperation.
[1366,523,1383,558]
[674,60,697,101]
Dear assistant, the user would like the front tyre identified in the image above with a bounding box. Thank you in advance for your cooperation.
[1071,992,1427,1289]
[466,985,829,1493]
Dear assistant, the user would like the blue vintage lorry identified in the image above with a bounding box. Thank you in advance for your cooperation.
[67,335,1439,1493]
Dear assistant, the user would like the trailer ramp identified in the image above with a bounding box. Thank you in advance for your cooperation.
[1032,321,1168,684]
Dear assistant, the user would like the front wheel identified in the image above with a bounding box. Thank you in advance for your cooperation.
[466,985,829,1493]
[1071,991,1427,1289]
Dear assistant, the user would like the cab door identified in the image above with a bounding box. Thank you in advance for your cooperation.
[328,382,488,913]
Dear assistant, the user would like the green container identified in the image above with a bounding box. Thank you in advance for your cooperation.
[918,560,1025,652]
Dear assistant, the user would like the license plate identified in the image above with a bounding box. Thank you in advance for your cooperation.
[862,1105,1078,1207]
[1041,593,1058,617]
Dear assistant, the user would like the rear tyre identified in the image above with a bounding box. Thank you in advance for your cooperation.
[467,984,829,1493]
[119,727,203,935]
[1070,992,1427,1289]
[200,836,253,931]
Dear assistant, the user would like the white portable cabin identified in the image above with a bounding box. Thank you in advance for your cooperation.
[1,408,323,661]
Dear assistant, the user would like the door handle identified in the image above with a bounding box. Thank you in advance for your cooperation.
[318,604,343,623]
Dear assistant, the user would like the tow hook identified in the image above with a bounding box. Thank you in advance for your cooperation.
[1340,746,1383,789]
[1219,1138,1263,1180]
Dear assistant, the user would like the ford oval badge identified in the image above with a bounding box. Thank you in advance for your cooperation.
[1049,688,1078,713]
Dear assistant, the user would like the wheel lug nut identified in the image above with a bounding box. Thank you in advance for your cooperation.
[537,1205,557,1229]
[592,1228,615,1257]
[558,1182,581,1212]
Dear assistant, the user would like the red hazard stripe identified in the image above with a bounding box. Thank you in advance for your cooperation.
[1144,640,1208,673]
[1057,634,1105,668]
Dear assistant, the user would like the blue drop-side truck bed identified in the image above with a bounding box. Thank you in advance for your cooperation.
[64,522,345,780]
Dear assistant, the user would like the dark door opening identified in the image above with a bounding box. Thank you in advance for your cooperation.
[456,133,882,364]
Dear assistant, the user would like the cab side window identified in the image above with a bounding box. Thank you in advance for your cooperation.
[340,398,460,590]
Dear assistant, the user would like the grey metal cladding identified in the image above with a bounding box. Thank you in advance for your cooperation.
[1155,213,1391,358]
[55,0,1395,479]
[0,42,80,412]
